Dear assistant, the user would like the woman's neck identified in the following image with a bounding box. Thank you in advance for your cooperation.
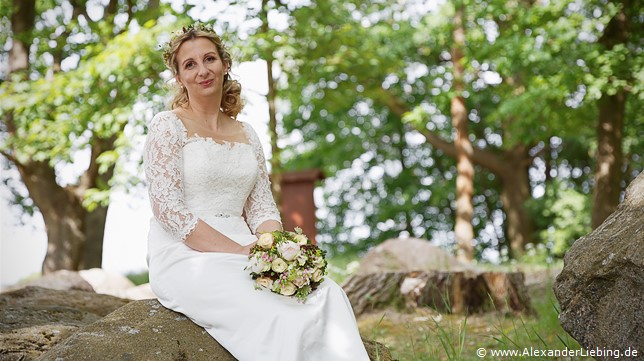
[184,98,224,131]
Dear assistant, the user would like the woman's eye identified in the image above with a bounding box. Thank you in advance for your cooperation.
[185,62,195,69]
[205,56,216,63]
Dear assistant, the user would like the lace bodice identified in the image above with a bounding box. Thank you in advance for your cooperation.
[144,111,281,241]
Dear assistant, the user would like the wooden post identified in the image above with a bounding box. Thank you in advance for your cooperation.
[279,169,325,243]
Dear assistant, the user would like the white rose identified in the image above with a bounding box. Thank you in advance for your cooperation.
[279,282,297,296]
[312,256,326,268]
[293,234,308,245]
[312,269,324,283]
[250,255,271,273]
[257,233,275,249]
[292,275,309,288]
[255,277,273,289]
[296,252,308,266]
[271,258,288,273]
[277,241,301,261]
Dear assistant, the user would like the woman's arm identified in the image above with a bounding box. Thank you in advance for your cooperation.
[243,123,283,234]
[184,220,255,254]
[144,113,251,255]
[256,220,283,234]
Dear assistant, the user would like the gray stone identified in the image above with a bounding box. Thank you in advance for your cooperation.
[554,172,644,358]
[77,268,156,300]
[20,270,94,292]
[0,286,130,360]
[35,299,234,361]
[2,287,392,360]
[78,268,135,297]
[38,299,393,361]
[355,237,477,275]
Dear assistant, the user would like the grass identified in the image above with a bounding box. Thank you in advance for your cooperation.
[324,255,592,361]
[355,280,592,360]
[125,271,149,285]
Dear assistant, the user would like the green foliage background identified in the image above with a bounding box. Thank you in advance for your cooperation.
[1,0,641,265]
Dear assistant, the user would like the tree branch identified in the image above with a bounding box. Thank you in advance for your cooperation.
[376,87,508,175]
[0,149,20,166]
[78,135,117,193]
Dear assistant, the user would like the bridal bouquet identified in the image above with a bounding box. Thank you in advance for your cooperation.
[246,227,327,302]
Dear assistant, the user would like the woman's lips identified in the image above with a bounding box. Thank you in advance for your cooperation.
[199,79,213,87]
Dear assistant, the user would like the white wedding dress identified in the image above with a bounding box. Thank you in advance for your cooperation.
[144,111,369,361]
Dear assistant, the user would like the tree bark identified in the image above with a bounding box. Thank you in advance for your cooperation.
[592,1,629,228]
[8,0,35,74]
[13,160,84,272]
[451,3,475,262]
[342,271,533,316]
[498,145,534,258]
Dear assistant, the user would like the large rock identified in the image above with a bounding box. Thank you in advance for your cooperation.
[12,268,156,301]
[1,287,391,360]
[36,299,234,361]
[38,299,392,361]
[0,286,130,360]
[20,270,94,292]
[78,268,156,300]
[355,237,477,275]
[78,268,135,295]
[554,172,644,358]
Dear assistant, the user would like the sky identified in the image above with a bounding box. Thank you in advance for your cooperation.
[0,59,274,290]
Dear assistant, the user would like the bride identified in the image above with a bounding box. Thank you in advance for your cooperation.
[144,23,370,360]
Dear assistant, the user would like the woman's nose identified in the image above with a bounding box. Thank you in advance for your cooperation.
[197,62,209,76]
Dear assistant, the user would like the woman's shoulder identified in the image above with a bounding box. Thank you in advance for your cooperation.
[150,110,179,123]
[238,120,260,141]
[148,110,183,131]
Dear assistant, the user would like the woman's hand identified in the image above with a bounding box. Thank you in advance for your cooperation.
[239,240,258,256]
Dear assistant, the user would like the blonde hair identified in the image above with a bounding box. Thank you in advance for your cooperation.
[164,27,243,118]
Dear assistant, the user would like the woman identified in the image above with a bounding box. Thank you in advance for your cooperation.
[144,23,370,360]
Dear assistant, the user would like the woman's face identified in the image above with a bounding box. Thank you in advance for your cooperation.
[175,37,228,100]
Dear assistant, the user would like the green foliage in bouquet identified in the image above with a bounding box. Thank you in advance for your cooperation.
[246,227,328,302]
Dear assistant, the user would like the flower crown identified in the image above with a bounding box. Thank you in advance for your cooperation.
[161,22,218,68]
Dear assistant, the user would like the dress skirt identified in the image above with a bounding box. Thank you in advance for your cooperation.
[147,215,370,361]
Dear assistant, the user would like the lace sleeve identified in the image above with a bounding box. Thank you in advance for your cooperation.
[243,123,282,233]
[144,112,198,241]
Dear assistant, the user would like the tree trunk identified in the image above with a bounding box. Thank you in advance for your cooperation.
[592,92,625,228]
[10,142,115,274]
[451,2,475,262]
[13,160,84,272]
[342,270,533,316]
[391,116,415,235]
[261,0,282,209]
[499,145,534,259]
[41,200,86,272]
[8,0,35,74]
[80,205,108,269]
[592,2,629,228]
